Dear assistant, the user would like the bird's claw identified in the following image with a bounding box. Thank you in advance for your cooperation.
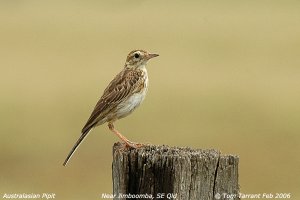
[124,141,144,149]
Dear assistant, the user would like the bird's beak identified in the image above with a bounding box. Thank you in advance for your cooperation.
[147,53,159,60]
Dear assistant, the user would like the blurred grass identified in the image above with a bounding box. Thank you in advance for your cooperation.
[0,1,300,199]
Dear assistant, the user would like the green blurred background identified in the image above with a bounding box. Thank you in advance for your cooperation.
[1,1,300,199]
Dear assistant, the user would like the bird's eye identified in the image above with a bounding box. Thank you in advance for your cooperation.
[134,53,140,58]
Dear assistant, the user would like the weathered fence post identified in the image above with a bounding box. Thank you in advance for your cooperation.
[112,142,239,200]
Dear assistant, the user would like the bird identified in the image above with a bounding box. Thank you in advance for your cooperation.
[63,50,159,166]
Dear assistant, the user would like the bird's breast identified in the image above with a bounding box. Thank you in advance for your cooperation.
[115,71,148,119]
[115,89,147,119]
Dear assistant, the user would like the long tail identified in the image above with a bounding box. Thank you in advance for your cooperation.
[63,128,92,166]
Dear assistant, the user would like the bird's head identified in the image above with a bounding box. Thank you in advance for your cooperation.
[125,50,159,68]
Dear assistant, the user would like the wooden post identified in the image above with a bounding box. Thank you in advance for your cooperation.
[112,142,239,200]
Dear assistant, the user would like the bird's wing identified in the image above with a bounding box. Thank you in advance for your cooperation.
[63,68,144,166]
[81,68,144,133]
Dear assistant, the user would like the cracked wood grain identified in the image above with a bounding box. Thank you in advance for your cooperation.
[112,143,239,200]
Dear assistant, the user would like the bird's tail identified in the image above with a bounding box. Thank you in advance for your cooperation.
[63,128,92,166]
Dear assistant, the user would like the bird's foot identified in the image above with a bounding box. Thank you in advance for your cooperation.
[115,142,144,155]
[124,141,144,149]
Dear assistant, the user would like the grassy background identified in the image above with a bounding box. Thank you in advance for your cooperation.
[1,1,300,199]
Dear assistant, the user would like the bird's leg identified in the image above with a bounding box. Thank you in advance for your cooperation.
[108,122,143,148]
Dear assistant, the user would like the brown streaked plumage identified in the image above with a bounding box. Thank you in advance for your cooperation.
[63,50,158,166]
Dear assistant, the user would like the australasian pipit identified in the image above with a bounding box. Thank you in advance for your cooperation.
[63,50,158,166]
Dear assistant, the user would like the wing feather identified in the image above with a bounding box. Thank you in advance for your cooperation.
[81,68,143,133]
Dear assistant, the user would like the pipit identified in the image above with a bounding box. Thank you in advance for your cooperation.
[63,50,158,166]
